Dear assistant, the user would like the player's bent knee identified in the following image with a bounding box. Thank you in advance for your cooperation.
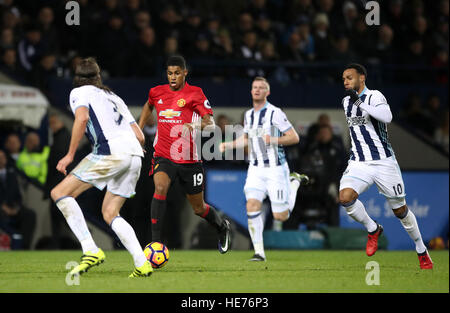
[51,186,65,202]
[246,200,261,213]
[392,204,408,219]
[154,184,169,196]
[339,188,358,206]
[102,209,116,225]
[273,211,289,222]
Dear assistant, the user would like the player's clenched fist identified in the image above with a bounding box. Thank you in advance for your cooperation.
[56,154,73,176]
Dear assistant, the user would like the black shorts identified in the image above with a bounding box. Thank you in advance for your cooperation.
[150,157,204,195]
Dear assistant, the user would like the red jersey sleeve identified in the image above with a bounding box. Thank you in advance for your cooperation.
[192,88,213,117]
[147,88,155,108]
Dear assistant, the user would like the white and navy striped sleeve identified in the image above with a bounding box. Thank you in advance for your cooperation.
[359,90,392,123]
[271,108,293,133]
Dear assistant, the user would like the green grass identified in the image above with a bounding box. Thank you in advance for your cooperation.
[0,250,448,293]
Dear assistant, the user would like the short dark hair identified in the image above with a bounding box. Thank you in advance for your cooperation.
[345,63,368,79]
[166,55,186,69]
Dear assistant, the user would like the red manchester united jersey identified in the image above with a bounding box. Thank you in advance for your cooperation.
[148,82,213,164]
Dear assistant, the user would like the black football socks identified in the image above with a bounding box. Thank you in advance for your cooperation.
[201,204,225,233]
[151,193,167,242]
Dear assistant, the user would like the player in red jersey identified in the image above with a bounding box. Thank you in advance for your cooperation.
[138,55,231,253]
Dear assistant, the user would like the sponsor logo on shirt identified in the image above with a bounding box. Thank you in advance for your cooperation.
[159,109,181,119]
[347,116,368,127]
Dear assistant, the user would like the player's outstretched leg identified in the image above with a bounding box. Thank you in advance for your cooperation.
[51,176,105,276]
[393,205,432,269]
[187,192,231,254]
[340,188,380,256]
[103,192,152,277]
[201,203,231,254]
[247,199,266,261]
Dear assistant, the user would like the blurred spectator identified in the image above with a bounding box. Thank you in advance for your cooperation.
[246,0,280,21]
[340,0,359,35]
[284,0,316,25]
[156,5,182,46]
[43,113,72,248]
[215,29,235,60]
[401,93,430,136]
[385,0,407,48]
[373,24,396,64]
[1,9,21,39]
[316,0,340,35]
[0,47,25,81]
[163,36,180,59]
[3,133,21,167]
[181,9,203,53]
[132,26,159,77]
[312,13,332,61]
[431,48,449,84]
[422,94,444,137]
[0,149,36,250]
[98,14,130,76]
[16,131,49,185]
[350,17,374,62]
[330,35,357,65]
[296,19,315,62]
[233,12,255,45]
[123,0,149,26]
[434,110,449,153]
[431,16,449,53]
[1,27,15,49]
[305,113,332,150]
[294,124,346,228]
[282,31,304,63]
[17,23,46,74]
[255,13,278,44]
[30,52,57,96]
[408,15,433,58]
[127,10,152,44]
[205,15,222,49]
[260,40,279,63]
[238,31,264,77]
[37,6,58,53]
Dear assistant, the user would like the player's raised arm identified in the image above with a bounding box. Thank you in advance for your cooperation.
[346,90,393,123]
[56,106,89,175]
[265,127,299,146]
[138,100,154,130]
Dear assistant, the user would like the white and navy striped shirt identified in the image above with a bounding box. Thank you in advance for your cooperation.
[243,102,293,167]
[342,87,394,162]
[69,85,144,157]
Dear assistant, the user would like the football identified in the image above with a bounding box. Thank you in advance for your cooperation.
[144,242,170,268]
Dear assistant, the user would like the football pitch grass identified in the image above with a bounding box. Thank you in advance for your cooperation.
[0,250,448,293]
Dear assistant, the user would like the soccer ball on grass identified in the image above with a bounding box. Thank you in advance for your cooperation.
[144,242,169,268]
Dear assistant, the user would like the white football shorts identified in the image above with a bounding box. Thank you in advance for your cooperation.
[244,162,291,213]
[339,156,406,209]
[71,153,142,198]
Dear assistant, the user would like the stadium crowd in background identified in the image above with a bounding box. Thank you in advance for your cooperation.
[0,0,447,80]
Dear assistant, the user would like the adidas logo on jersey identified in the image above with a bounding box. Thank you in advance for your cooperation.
[158,99,163,104]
